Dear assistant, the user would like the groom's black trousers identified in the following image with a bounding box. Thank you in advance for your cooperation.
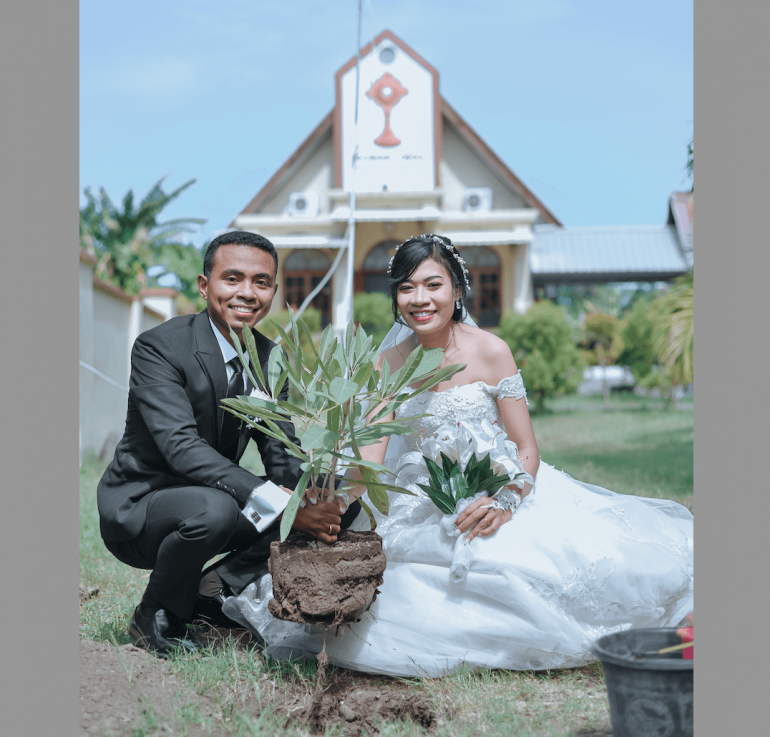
[104,485,361,621]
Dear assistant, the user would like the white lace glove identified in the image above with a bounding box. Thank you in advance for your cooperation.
[484,488,522,512]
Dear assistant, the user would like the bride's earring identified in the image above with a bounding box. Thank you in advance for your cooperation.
[456,299,462,310]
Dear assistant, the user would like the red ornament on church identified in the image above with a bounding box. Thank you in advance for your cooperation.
[366,72,408,147]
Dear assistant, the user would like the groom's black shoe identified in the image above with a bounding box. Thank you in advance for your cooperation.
[191,572,243,630]
[129,605,204,658]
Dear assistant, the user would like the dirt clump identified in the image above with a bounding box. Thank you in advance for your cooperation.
[309,670,437,736]
[268,529,386,626]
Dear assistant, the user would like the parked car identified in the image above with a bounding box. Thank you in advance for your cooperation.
[577,365,636,395]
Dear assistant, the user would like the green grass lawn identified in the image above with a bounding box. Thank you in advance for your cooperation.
[530,403,693,500]
[80,399,693,735]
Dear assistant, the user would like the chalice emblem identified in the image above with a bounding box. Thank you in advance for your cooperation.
[365,72,408,147]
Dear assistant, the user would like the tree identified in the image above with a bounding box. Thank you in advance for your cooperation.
[581,312,624,405]
[498,301,584,411]
[651,270,694,389]
[79,177,206,296]
[616,299,657,382]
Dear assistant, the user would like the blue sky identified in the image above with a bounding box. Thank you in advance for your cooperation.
[80,0,693,243]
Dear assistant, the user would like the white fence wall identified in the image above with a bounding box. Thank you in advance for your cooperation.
[79,252,176,460]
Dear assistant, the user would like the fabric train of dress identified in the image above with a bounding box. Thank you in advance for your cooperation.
[224,374,694,677]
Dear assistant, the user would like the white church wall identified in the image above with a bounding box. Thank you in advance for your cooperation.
[440,123,527,212]
[259,131,335,216]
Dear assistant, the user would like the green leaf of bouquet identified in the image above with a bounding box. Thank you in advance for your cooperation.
[439,452,458,475]
[451,472,471,501]
[424,455,445,488]
[416,484,455,514]
[329,377,359,405]
[279,470,311,541]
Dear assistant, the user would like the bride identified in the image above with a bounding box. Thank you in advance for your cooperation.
[225,234,694,677]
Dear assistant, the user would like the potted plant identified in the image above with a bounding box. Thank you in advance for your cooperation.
[222,311,465,625]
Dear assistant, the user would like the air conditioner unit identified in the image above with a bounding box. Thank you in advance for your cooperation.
[285,191,319,217]
[463,187,492,213]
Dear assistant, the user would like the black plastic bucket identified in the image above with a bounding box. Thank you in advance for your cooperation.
[591,628,693,737]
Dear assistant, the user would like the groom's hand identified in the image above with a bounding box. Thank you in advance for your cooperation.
[292,498,343,543]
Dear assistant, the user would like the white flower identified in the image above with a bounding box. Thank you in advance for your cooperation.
[415,418,533,489]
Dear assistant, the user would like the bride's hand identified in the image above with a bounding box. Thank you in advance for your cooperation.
[455,496,512,542]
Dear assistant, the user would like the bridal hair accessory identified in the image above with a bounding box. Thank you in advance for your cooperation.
[387,234,471,290]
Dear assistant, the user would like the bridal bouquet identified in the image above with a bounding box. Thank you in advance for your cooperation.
[393,417,533,513]
[391,418,534,583]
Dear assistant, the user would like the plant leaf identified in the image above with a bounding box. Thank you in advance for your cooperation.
[355,496,377,529]
[301,424,342,452]
[416,484,456,514]
[329,376,359,405]
[279,471,311,541]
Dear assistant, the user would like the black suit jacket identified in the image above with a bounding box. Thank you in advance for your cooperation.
[97,310,303,542]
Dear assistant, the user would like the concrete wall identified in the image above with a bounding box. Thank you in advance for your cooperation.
[79,252,176,460]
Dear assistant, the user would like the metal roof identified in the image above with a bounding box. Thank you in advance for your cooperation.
[530,224,689,283]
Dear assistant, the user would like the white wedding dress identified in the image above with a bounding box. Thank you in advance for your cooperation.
[224,374,694,677]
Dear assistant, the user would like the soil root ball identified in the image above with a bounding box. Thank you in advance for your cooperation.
[268,530,386,626]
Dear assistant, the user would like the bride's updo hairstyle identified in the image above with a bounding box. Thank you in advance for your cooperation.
[387,233,470,325]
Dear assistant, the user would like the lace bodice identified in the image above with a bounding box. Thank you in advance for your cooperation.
[395,372,527,453]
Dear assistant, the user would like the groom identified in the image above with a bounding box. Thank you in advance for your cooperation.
[97,230,359,657]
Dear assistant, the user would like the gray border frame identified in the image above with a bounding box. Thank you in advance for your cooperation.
[2,0,79,733]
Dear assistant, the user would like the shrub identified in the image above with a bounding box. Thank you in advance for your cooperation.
[354,292,394,348]
[498,301,584,411]
[581,312,624,365]
[617,299,657,381]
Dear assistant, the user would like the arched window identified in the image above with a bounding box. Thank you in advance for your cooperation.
[356,240,400,295]
[460,246,501,327]
[283,250,332,327]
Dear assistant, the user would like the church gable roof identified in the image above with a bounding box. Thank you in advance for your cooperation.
[233,30,560,225]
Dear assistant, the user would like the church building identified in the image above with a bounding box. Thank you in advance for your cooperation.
[231,30,690,331]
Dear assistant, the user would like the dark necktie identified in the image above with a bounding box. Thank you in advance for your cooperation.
[221,357,244,457]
